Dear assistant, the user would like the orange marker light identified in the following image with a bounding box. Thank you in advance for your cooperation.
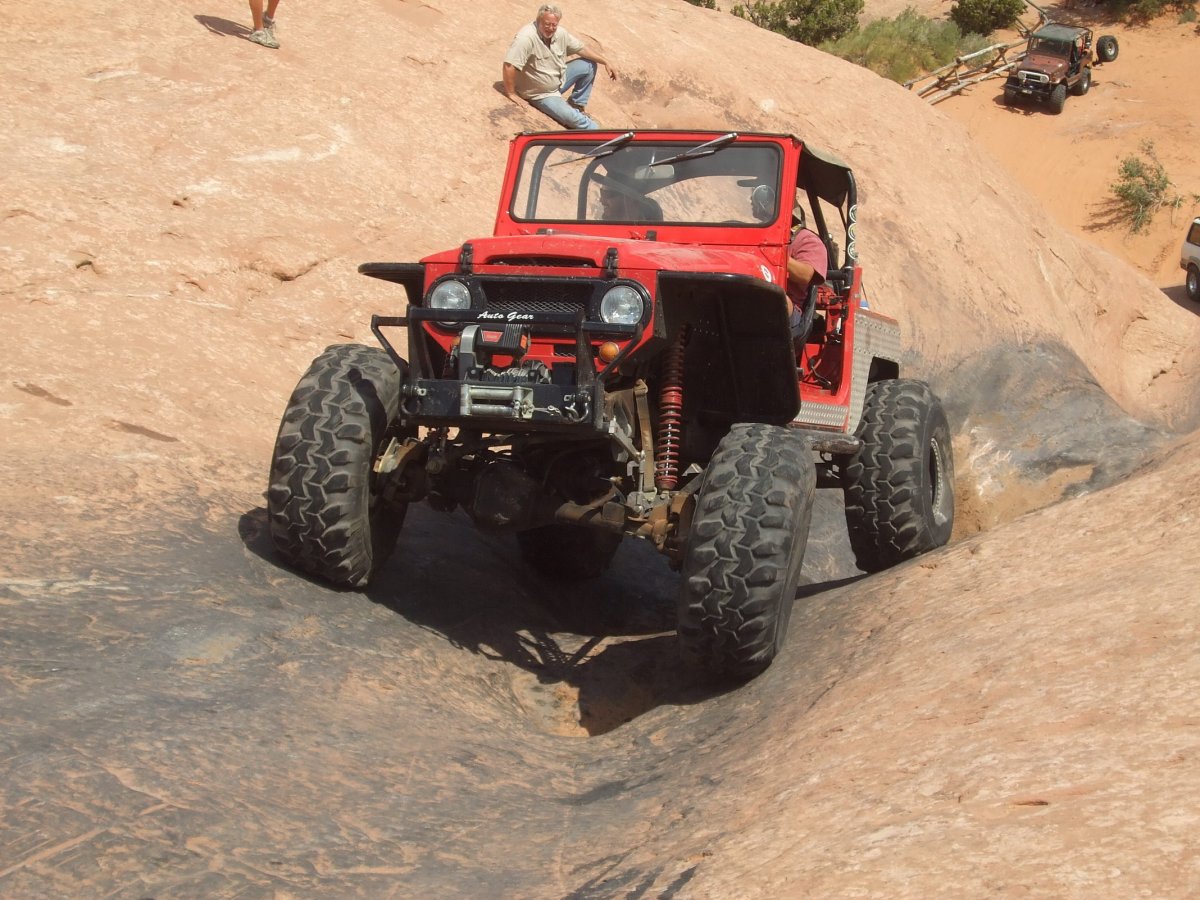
[598,342,620,363]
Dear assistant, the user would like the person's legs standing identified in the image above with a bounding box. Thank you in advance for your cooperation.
[247,0,280,47]
[264,0,281,36]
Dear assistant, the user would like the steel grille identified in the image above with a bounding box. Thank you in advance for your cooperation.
[480,279,594,316]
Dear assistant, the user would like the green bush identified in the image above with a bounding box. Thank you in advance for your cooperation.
[822,7,990,82]
[732,0,864,46]
[1110,141,1181,234]
[685,0,718,7]
[949,0,1024,36]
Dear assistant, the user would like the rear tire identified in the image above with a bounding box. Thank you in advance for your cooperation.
[1048,83,1067,114]
[1187,264,1199,302]
[1097,35,1119,63]
[842,380,955,573]
[267,344,407,588]
[517,524,622,580]
[677,423,816,681]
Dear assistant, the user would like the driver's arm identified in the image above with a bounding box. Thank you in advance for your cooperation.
[787,256,820,290]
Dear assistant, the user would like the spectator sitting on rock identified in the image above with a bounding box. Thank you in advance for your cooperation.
[502,4,618,130]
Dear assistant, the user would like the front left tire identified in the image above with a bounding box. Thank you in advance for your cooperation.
[1048,83,1068,114]
[676,423,816,681]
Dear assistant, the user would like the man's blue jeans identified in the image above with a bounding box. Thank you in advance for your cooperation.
[529,59,598,130]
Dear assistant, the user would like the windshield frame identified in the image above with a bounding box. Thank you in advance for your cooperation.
[506,135,786,229]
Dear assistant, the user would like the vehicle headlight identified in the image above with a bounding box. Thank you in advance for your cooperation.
[600,285,643,325]
[428,279,471,310]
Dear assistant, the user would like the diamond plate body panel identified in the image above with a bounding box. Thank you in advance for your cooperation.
[793,310,900,435]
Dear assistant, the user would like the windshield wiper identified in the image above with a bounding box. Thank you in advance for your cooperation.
[648,132,738,167]
[548,131,636,167]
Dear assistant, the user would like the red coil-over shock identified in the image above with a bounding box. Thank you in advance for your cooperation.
[654,325,690,491]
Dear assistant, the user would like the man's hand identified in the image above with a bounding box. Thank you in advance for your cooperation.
[603,61,619,80]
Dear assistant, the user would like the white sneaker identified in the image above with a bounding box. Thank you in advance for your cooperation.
[263,14,276,38]
[248,28,279,49]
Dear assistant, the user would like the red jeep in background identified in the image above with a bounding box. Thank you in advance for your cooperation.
[267,130,955,680]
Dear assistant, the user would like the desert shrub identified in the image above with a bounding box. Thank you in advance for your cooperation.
[822,7,991,82]
[685,0,718,8]
[1110,141,1181,233]
[1128,0,1170,19]
[732,0,864,45]
[949,0,1024,36]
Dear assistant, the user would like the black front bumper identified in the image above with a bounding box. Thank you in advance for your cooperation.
[372,308,614,433]
[1004,77,1052,102]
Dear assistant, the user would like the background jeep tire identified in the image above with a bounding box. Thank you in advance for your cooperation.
[267,343,407,589]
[1097,35,1119,63]
[1048,83,1067,114]
[1187,264,1199,302]
[1072,68,1091,96]
[677,423,816,681]
[517,524,622,580]
[841,380,955,573]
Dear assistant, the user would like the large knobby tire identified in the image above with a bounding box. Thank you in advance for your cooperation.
[842,380,955,573]
[267,344,407,589]
[1186,264,1199,302]
[517,523,622,580]
[1097,35,1119,63]
[1072,68,1091,96]
[677,423,816,681]
[1048,83,1067,114]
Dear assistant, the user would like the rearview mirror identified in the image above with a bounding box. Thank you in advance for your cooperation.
[634,164,674,181]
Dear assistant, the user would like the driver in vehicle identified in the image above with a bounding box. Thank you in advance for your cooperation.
[597,183,662,221]
[751,184,827,346]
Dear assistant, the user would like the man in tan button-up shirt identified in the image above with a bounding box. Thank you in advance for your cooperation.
[502,4,618,130]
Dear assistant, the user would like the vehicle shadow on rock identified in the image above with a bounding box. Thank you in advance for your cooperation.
[238,504,862,735]
[992,93,1040,115]
[240,504,738,733]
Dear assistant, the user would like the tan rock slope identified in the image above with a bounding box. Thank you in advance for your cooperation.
[1,1,1197,896]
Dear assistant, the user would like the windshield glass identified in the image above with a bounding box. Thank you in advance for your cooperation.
[1029,37,1070,56]
[510,139,783,226]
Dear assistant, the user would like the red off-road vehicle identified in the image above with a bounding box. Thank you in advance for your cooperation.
[267,130,955,680]
[1004,24,1119,114]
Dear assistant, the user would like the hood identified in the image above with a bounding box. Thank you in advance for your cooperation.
[1020,53,1069,77]
[422,232,777,283]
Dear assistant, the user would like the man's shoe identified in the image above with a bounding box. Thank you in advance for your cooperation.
[263,14,276,38]
[567,98,586,112]
[248,28,280,49]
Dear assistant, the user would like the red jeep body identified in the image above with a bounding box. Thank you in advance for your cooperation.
[366,130,900,440]
[269,130,954,680]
